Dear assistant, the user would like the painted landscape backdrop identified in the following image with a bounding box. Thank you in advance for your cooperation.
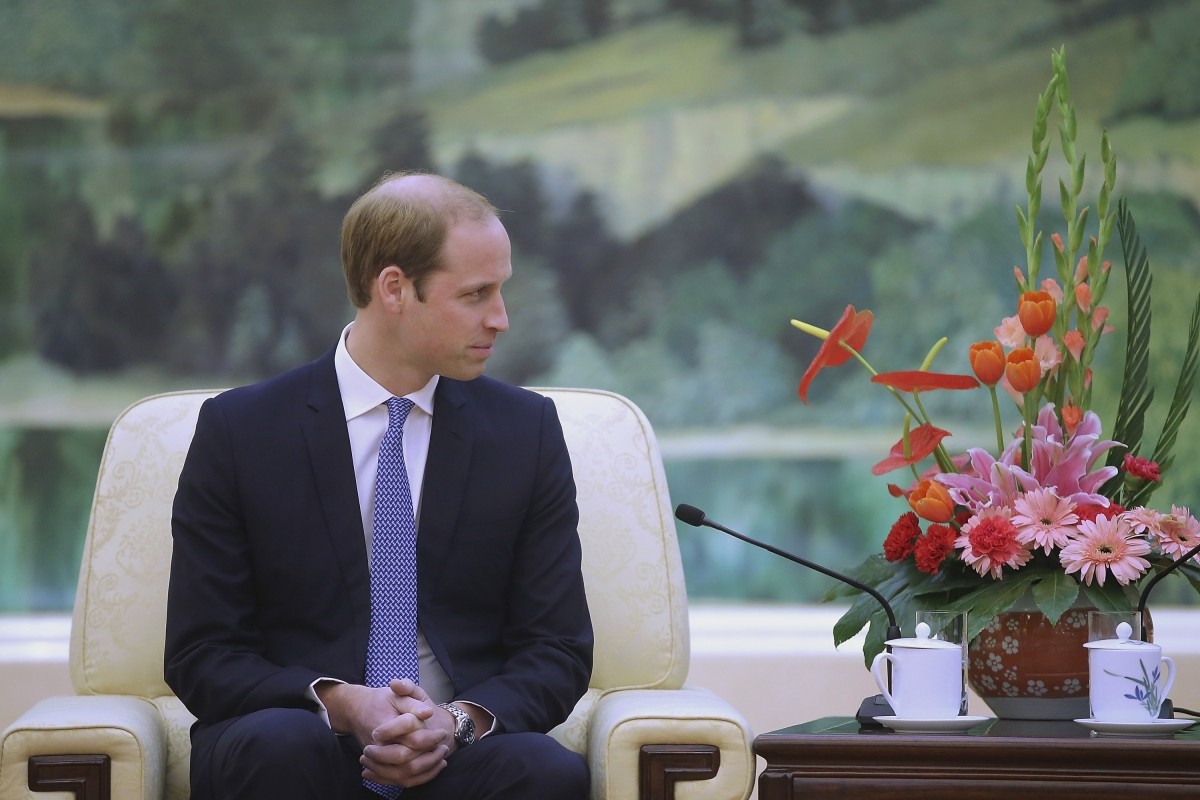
[3,0,1200,612]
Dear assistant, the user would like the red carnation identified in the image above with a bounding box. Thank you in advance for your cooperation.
[1124,453,1161,482]
[915,524,957,574]
[883,512,923,562]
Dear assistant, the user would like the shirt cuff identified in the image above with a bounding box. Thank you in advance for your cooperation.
[307,677,346,728]
[453,699,498,738]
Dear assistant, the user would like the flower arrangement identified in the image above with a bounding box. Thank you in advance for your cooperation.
[791,48,1200,664]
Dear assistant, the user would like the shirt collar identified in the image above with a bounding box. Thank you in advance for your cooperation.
[334,322,439,422]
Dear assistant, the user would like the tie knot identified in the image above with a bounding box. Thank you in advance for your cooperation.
[386,397,415,429]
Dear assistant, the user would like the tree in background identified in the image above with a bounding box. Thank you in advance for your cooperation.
[478,0,612,64]
[31,200,177,374]
[1110,1,1200,121]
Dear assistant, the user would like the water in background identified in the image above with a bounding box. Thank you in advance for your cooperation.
[4,428,1196,612]
[0,425,899,612]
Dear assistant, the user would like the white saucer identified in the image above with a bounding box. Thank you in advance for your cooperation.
[876,715,990,734]
[1074,718,1196,737]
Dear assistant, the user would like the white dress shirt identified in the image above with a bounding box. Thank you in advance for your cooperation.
[307,324,455,720]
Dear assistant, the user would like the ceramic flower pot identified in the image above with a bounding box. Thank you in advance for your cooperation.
[967,595,1092,721]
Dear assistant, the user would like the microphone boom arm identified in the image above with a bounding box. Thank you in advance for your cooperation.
[674,504,900,636]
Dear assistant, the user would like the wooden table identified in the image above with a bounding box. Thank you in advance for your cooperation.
[755,716,1200,799]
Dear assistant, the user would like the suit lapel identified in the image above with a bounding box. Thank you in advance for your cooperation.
[419,379,473,600]
[301,352,372,653]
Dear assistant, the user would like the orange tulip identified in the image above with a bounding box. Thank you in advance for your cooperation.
[1018,290,1056,337]
[968,341,1005,386]
[1005,347,1041,393]
[908,479,955,523]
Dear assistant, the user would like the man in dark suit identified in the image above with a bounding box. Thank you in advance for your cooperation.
[165,172,593,799]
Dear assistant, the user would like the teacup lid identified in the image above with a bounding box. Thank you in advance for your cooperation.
[884,621,961,649]
[1083,621,1154,650]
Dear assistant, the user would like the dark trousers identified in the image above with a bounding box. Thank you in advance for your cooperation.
[190,708,590,799]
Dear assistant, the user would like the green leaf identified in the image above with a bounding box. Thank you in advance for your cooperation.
[1135,291,1200,507]
[1080,581,1135,612]
[944,574,1037,642]
[1031,571,1080,623]
[1104,200,1154,499]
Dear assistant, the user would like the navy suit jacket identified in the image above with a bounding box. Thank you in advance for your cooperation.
[164,349,593,750]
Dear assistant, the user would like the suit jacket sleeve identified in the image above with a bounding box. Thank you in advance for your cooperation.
[164,362,371,723]
[422,385,593,734]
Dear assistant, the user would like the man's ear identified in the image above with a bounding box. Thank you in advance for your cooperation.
[375,265,410,312]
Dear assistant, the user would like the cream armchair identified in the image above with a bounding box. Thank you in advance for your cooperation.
[1,387,754,800]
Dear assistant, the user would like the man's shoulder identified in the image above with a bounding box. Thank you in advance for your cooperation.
[440,375,549,411]
[209,350,335,416]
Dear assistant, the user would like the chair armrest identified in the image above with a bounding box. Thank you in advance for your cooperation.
[588,685,754,800]
[0,695,166,800]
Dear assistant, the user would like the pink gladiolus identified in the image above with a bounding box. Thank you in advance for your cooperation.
[1051,232,1064,252]
[1074,256,1089,283]
[995,315,1026,349]
[1041,278,1063,304]
[1063,330,1085,361]
[1033,335,1062,374]
[1075,282,1092,312]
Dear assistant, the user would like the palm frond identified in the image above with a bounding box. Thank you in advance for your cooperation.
[1130,291,1200,508]
[1103,200,1154,501]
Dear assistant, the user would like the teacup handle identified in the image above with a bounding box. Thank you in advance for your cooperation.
[870,651,897,712]
[1158,656,1176,711]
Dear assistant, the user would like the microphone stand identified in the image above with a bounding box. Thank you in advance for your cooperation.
[674,503,902,727]
[1137,539,1200,640]
[1135,540,1200,718]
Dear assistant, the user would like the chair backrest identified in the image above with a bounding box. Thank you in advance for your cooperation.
[69,387,690,698]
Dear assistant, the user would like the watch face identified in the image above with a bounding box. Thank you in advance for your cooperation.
[457,713,476,745]
[443,703,476,746]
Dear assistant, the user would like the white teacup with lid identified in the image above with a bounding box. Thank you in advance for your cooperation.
[1084,621,1176,722]
[870,622,964,719]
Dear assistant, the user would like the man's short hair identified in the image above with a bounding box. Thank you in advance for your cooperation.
[341,171,499,306]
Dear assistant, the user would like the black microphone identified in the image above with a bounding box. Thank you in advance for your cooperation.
[1135,540,1200,719]
[674,503,902,726]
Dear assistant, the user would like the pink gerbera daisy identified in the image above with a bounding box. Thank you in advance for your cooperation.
[1124,506,1164,537]
[1153,506,1200,560]
[955,508,1032,579]
[1011,488,1078,555]
[1060,514,1151,586]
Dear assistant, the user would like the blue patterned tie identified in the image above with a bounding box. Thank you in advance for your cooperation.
[364,397,418,799]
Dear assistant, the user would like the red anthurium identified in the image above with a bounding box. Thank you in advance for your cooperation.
[1018,289,1056,337]
[797,305,874,403]
[871,424,952,475]
[871,371,980,392]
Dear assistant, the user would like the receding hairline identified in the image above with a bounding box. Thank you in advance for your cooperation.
[366,171,498,223]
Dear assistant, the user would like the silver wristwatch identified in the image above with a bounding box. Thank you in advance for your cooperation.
[439,702,476,747]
